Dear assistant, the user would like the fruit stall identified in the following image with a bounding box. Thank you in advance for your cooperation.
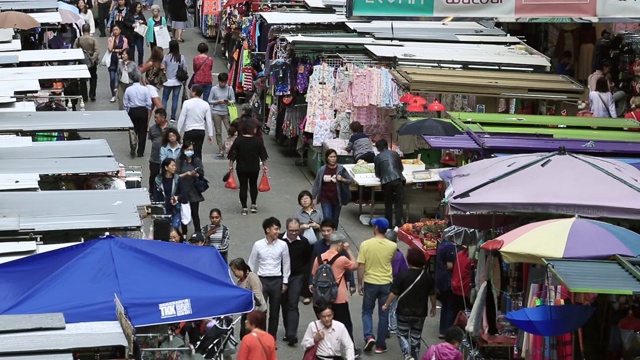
[398,219,448,272]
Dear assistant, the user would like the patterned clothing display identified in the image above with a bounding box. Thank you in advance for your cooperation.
[271,60,291,96]
[283,105,307,138]
[334,66,353,113]
[304,63,335,132]
[312,117,335,146]
[296,60,312,94]
[351,67,370,107]
[331,112,352,140]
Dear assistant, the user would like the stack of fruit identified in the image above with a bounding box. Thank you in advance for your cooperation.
[400,219,448,250]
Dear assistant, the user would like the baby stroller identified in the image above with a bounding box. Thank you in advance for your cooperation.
[194,316,240,360]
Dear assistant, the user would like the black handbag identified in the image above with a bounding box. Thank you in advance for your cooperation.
[176,66,189,82]
[194,176,210,193]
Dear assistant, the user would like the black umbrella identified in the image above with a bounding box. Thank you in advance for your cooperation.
[397,118,462,136]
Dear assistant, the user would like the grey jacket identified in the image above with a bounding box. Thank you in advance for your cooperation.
[374,149,405,184]
[312,164,353,206]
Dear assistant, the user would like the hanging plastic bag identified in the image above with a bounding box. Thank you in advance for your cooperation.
[180,201,192,225]
[258,169,271,192]
[100,51,111,67]
[225,171,238,190]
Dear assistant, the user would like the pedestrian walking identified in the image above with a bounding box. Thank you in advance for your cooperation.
[202,208,230,262]
[73,24,99,102]
[247,217,290,339]
[295,189,322,245]
[175,141,205,234]
[310,232,358,346]
[191,43,214,100]
[312,149,353,228]
[107,0,128,35]
[106,24,128,103]
[236,311,277,360]
[140,46,166,118]
[96,0,111,37]
[382,248,437,360]
[374,139,405,228]
[152,158,182,225]
[160,128,182,162]
[146,5,166,49]
[208,72,235,158]
[117,48,140,110]
[386,230,408,335]
[301,306,356,360]
[147,108,171,194]
[162,40,187,120]
[168,0,188,42]
[310,219,356,298]
[357,217,397,354]
[77,1,95,36]
[436,238,457,338]
[123,1,145,65]
[279,218,312,347]
[229,258,267,339]
[123,71,151,158]
[227,120,268,216]
[176,84,213,159]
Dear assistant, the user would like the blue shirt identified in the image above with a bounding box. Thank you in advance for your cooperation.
[435,242,456,293]
[123,83,152,112]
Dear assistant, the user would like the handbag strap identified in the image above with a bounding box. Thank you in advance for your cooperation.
[397,269,425,302]
[596,92,613,118]
[251,331,269,359]
[193,56,210,76]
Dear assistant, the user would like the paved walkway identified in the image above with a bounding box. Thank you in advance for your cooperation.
[82,21,441,360]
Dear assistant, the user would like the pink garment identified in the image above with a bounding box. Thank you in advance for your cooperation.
[368,67,381,107]
[351,68,369,106]
[423,343,463,360]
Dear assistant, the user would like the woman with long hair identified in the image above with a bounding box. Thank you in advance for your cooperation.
[106,24,128,103]
[146,4,166,49]
[123,1,145,65]
[228,120,268,216]
[140,46,165,115]
[107,0,128,35]
[176,141,205,235]
[161,40,186,120]
[77,0,95,36]
[311,149,353,228]
[589,77,617,118]
[192,42,214,100]
[229,258,268,337]
[160,128,181,162]
[152,158,183,226]
[201,208,230,262]
[116,48,140,110]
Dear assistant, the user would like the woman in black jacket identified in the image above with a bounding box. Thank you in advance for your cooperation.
[123,1,146,65]
[176,141,205,235]
[228,121,268,216]
[153,158,183,230]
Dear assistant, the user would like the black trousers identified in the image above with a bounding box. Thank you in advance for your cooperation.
[148,161,160,194]
[383,179,405,228]
[80,65,98,100]
[236,170,259,208]
[260,276,283,339]
[314,302,354,342]
[281,273,304,341]
[128,107,148,156]
[181,201,201,235]
[183,129,205,159]
[97,1,110,35]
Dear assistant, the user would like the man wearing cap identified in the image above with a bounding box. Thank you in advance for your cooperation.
[357,217,397,354]
[189,232,205,246]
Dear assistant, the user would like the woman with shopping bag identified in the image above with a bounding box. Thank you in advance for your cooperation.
[227,121,268,216]
[152,158,183,231]
[176,141,205,235]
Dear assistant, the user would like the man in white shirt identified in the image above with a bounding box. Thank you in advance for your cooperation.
[248,217,291,339]
[176,84,213,159]
[123,71,152,158]
[302,306,355,360]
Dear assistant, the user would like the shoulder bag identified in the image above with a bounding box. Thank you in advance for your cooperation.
[596,92,614,118]
[251,331,270,359]
[188,56,210,89]
[302,321,321,360]
[176,56,189,82]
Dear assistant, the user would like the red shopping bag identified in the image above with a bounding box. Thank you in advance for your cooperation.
[258,169,271,192]
[225,171,238,190]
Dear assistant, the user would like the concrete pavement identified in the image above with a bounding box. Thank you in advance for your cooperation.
[81,22,441,359]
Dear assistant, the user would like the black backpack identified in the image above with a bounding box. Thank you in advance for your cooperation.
[312,253,342,307]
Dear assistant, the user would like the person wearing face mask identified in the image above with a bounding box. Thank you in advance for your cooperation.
[176,141,205,236]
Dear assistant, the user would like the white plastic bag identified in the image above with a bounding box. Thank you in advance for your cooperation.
[303,228,318,245]
[180,202,192,225]
[134,23,147,37]
[100,51,111,67]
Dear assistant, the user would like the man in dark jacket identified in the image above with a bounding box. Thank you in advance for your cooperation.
[373,139,405,228]
[279,218,312,346]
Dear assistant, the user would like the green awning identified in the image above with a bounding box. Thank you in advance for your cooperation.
[454,123,640,142]
[449,112,640,131]
[545,258,640,295]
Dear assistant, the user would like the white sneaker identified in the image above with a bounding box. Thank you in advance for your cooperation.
[404,355,414,360]
[109,96,116,103]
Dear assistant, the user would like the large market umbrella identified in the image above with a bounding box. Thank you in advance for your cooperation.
[0,236,254,326]
[480,218,640,264]
[442,149,640,220]
[0,11,40,30]
[59,9,82,24]
[397,118,462,136]
[505,305,596,336]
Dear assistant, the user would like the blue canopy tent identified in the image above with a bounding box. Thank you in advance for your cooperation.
[0,237,253,326]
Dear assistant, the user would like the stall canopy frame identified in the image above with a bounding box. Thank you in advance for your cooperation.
[545,257,640,295]
[391,67,585,101]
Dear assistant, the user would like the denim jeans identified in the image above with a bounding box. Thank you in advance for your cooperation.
[162,85,182,119]
[108,70,117,96]
[200,83,212,103]
[388,298,398,331]
[362,282,391,348]
[131,35,144,65]
[320,202,342,228]
[439,290,456,335]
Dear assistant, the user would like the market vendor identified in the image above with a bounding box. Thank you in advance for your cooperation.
[345,121,375,163]
[374,139,405,228]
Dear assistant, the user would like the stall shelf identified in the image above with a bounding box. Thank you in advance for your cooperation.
[0,111,132,133]
[392,68,585,101]
[0,139,113,160]
[451,112,640,130]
